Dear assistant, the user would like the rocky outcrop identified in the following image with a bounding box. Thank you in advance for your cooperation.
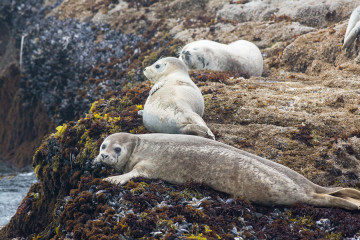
[0,0,55,169]
[217,0,358,28]
[1,0,360,238]
[0,0,181,168]
[1,77,360,239]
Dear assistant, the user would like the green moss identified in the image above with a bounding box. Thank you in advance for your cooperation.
[142,50,160,68]
[55,124,67,139]
[52,156,60,172]
[156,219,175,229]
[33,192,40,200]
[32,234,42,240]
[129,181,149,194]
[186,233,207,240]
[326,232,342,240]
[182,189,203,200]
[34,164,41,179]
[55,226,60,236]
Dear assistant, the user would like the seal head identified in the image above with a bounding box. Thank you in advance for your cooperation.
[94,133,137,172]
[144,57,189,83]
[180,40,216,70]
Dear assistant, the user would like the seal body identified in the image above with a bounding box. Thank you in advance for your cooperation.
[94,133,360,210]
[179,40,263,76]
[343,5,360,49]
[142,57,215,139]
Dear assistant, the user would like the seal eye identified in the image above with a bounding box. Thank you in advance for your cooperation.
[114,147,121,154]
[154,63,166,72]
[101,144,106,150]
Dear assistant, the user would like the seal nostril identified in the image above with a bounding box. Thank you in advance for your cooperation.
[101,154,108,159]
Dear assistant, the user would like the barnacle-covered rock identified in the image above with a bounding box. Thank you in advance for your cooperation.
[1,0,360,239]
[1,71,360,239]
[0,0,183,168]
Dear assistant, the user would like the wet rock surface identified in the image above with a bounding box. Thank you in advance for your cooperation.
[1,0,360,238]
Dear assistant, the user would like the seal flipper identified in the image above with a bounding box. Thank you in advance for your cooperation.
[104,169,145,185]
[307,188,360,210]
[328,188,360,200]
[322,193,359,210]
[180,124,215,140]
[343,21,360,49]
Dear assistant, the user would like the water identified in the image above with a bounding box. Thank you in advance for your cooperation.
[0,164,37,228]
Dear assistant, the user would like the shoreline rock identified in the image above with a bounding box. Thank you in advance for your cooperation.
[0,0,360,238]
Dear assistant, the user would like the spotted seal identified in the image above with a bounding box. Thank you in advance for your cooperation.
[179,40,263,76]
[94,133,360,210]
[141,57,215,140]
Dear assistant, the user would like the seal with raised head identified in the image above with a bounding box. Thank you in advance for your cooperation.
[141,57,215,140]
[94,133,360,210]
[343,5,360,49]
[179,40,263,76]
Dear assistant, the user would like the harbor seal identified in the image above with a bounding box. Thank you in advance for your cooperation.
[94,133,360,210]
[141,57,215,140]
[343,5,360,49]
[179,40,263,76]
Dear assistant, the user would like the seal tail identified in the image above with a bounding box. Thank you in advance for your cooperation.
[308,188,360,210]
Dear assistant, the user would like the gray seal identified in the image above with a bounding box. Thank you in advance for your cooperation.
[141,57,215,140]
[179,40,263,76]
[94,133,360,210]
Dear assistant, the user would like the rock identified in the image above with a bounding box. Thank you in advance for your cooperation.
[316,218,332,231]
[217,0,360,28]
[1,0,360,238]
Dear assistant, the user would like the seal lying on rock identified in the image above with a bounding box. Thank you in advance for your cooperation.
[179,40,263,76]
[94,133,360,210]
[141,57,215,140]
[343,5,360,49]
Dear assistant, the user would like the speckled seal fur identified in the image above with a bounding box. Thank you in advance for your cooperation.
[179,40,263,76]
[141,57,215,140]
[94,133,360,210]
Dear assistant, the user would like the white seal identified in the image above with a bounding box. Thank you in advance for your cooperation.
[141,57,215,140]
[94,133,360,210]
[343,5,360,49]
[179,40,263,76]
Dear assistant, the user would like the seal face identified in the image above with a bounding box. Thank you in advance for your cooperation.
[141,57,215,140]
[179,40,263,76]
[94,133,360,210]
[343,5,360,49]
